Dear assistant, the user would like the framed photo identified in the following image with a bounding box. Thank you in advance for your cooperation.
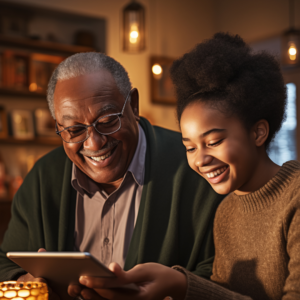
[150,56,176,105]
[11,110,34,140]
[0,107,8,139]
[29,53,64,93]
[34,108,56,137]
[0,14,29,38]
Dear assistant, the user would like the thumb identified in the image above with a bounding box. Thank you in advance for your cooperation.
[108,262,128,282]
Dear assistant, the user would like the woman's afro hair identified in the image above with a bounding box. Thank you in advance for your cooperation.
[170,32,287,146]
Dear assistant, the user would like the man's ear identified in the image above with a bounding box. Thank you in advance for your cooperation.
[253,120,269,147]
[130,88,140,122]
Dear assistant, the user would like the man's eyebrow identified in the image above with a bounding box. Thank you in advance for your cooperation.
[61,104,118,121]
[96,104,119,117]
[182,128,226,141]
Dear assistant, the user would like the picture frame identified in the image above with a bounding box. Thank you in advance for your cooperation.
[29,53,64,93]
[0,14,29,38]
[0,107,8,139]
[150,56,176,105]
[10,110,34,140]
[34,108,56,137]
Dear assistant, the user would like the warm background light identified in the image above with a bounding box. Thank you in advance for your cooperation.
[152,64,163,75]
[288,44,297,60]
[129,24,139,44]
[29,83,37,92]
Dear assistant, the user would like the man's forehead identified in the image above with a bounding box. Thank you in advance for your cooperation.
[54,71,121,103]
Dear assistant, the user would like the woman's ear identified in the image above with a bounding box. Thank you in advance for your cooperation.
[253,120,269,147]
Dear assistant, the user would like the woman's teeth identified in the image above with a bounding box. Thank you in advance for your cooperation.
[90,150,112,162]
[206,166,227,178]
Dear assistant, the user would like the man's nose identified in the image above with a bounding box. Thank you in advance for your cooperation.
[195,151,213,168]
[83,126,107,150]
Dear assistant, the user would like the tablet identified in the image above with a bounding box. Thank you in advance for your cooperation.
[7,252,138,300]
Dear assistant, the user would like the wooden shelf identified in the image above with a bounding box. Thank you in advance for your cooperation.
[0,199,12,204]
[0,34,95,55]
[0,87,46,98]
[0,136,62,146]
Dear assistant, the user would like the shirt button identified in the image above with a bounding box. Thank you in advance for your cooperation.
[104,237,109,245]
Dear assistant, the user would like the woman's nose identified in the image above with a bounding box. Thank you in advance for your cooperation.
[195,152,213,168]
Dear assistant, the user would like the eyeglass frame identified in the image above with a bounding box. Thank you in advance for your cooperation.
[55,89,132,144]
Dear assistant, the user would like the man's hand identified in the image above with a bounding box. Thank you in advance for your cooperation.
[74,262,187,300]
[17,248,60,300]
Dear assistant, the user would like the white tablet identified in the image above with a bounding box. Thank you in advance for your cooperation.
[7,252,138,300]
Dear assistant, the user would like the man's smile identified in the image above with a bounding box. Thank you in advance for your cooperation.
[88,144,118,162]
[80,140,120,165]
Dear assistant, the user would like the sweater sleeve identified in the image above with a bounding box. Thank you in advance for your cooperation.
[173,266,253,300]
[0,180,32,281]
[282,204,300,300]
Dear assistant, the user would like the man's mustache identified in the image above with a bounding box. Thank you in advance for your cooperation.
[79,140,119,157]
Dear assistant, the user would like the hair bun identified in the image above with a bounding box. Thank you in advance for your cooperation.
[170,32,250,99]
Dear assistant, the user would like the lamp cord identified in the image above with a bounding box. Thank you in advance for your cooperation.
[290,0,295,29]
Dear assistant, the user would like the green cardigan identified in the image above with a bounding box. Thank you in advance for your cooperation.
[0,117,224,281]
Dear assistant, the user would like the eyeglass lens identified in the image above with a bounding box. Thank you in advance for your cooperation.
[60,115,121,143]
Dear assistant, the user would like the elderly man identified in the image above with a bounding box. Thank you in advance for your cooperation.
[0,53,223,298]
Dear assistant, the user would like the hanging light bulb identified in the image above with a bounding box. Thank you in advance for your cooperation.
[152,64,162,75]
[122,1,145,53]
[281,0,300,65]
[288,43,297,60]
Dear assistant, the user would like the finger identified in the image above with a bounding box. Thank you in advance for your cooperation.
[81,288,106,300]
[79,268,127,290]
[95,287,142,300]
[17,273,35,282]
[108,262,122,273]
[79,275,121,290]
[33,277,47,284]
[68,283,83,298]
[38,248,47,252]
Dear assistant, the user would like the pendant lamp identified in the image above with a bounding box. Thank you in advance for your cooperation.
[122,0,145,53]
[282,0,300,65]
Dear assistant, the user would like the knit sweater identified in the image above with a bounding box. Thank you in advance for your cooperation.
[0,117,224,285]
[176,160,300,300]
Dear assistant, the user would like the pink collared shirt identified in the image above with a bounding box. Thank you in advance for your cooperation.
[72,124,146,268]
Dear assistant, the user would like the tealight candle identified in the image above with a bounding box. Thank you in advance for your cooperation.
[0,281,48,300]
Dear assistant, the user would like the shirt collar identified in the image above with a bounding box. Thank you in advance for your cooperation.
[127,123,146,186]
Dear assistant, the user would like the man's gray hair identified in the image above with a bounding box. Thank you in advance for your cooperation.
[47,52,132,119]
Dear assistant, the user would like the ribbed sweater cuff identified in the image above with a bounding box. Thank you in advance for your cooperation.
[172,266,252,300]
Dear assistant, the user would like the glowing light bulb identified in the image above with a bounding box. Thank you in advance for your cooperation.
[288,44,297,61]
[29,83,37,92]
[152,64,162,75]
[129,24,139,44]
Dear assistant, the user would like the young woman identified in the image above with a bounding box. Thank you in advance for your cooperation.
[75,33,300,300]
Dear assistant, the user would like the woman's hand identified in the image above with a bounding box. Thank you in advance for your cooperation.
[78,262,187,300]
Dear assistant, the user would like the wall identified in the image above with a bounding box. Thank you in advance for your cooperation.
[214,0,300,43]
[5,0,299,130]
[6,0,215,131]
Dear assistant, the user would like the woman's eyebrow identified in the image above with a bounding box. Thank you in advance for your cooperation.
[201,128,226,137]
[182,128,226,142]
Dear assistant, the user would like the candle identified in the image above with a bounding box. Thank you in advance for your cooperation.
[0,281,48,300]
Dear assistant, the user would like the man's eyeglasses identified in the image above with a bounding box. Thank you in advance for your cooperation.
[56,89,132,143]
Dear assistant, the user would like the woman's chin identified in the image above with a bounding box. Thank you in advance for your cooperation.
[209,182,233,195]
